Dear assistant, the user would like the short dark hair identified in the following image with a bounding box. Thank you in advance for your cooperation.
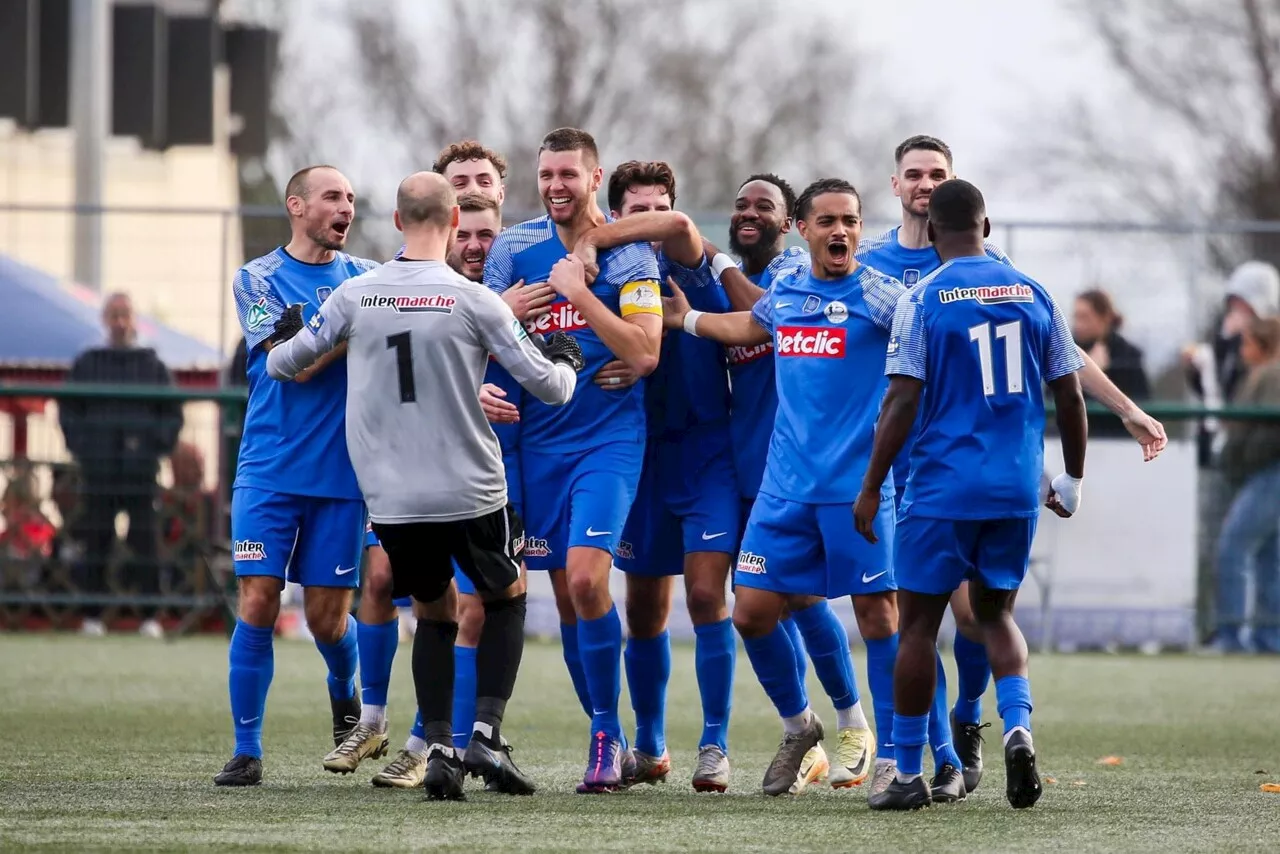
[284,164,339,201]
[607,160,677,213]
[433,140,508,179]
[457,192,500,215]
[396,176,456,228]
[894,135,954,168]
[739,173,797,219]
[795,178,861,222]
[1076,288,1124,330]
[538,127,599,167]
[927,178,986,234]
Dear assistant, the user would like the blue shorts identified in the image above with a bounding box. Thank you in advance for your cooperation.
[617,430,740,576]
[735,491,896,598]
[520,438,644,570]
[232,487,365,589]
[895,514,1038,595]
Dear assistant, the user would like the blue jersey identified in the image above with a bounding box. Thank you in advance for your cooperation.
[886,255,1084,519]
[750,263,905,504]
[857,227,1012,495]
[483,216,660,451]
[232,247,379,499]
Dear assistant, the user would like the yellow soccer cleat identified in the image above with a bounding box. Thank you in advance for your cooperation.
[827,726,875,789]
[371,748,428,788]
[788,743,831,795]
[323,723,389,774]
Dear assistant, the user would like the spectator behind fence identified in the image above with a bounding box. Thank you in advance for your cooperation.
[1072,288,1151,437]
[1,465,56,588]
[159,441,216,587]
[1215,316,1280,654]
[57,292,184,638]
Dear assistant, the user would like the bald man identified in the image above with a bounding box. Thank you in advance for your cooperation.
[267,171,585,800]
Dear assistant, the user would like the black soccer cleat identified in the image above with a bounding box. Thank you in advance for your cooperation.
[214,754,263,787]
[952,714,990,794]
[868,774,933,811]
[929,763,967,803]
[463,733,536,796]
[1003,729,1042,809]
[331,694,361,747]
[423,745,467,801]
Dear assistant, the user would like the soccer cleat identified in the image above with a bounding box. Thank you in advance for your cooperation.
[630,749,672,786]
[869,758,897,797]
[762,713,825,797]
[620,746,639,789]
[323,722,389,773]
[371,749,427,788]
[929,763,967,803]
[1004,729,1042,809]
[214,754,262,787]
[423,744,467,801]
[576,731,624,793]
[827,726,875,788]
[868,774,933,810]
[952,714,989,793]
[463,733,536,796]
[330,695,361,747]
[789,743,831,795]
[691,745,730,793]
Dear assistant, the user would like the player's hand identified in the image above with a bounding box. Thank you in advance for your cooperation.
[573,238,600,284]
[479,383,519,424]
[549,256,589,300]
[852,490,880,544]
[502,279,557,323]
[662,276,692,331]
[1045,472,1083,518]
[1122,406,1168,462]
[541,331,586,373]
[594,359,640,391]
[269,303,305,344]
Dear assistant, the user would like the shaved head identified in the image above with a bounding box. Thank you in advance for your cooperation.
[397,171,457,229]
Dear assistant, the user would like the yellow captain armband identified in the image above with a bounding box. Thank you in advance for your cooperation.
[618,280,663,318]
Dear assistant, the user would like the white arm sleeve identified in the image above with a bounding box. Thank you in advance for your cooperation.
[265,288,353,380]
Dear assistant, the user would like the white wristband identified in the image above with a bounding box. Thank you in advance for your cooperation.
[710,253,735,280]
[1050,472,1083,515]
[683,310,704,337]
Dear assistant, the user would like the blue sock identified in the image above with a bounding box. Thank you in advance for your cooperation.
[779,616,808,684]
[953,631,991,725]
[929,649,963,769]
[578,605,624,740]
[791,601,858,711]
[996,675,1033,735]
[694,618,735,752]
[624,631,670,757]
[356,617,398,708]
[892,713,929,776]
[741,624,808,719]
[314,613,358,701]
[560,622,593,717]
[410,710,424,741]
[864,634,899,757]
[228,620,274,759]
[451,645,478,749]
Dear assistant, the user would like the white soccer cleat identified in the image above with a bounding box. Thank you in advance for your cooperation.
[138,619,164,639]
[789,743,831,795]
[828,726,874,789]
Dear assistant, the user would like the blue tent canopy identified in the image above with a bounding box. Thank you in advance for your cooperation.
[0,253,226,370]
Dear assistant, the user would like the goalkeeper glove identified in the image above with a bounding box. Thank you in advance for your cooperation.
[269,303,305,345]
[539,332,585,373]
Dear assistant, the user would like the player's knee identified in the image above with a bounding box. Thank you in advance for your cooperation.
[852,592,898,640]
[566,567,608,614]
[731,598,776,640]
[685,578,727,625]
[625,597,666,639]
[305,593,353,644]
[456,594,485,646]
[362,549,394,601]
[237,577,281,627]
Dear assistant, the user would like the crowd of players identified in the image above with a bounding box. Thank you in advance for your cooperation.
[216,128,1168,810]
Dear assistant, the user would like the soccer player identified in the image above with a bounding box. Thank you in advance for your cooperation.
[215,165,376,787]
[855,178,1088,810]
[570,161,739,791]
[267,171,582,799]
[483,128,663,793]
[663,178,903,796]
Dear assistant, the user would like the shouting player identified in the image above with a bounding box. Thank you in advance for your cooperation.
[483,128,664,793]
[570,161,739,790]
[663,178,903,796]
[216,165,375,787]
[856,178,1087,810]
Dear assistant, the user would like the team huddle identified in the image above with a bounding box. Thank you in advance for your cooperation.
[219,129,1168,810]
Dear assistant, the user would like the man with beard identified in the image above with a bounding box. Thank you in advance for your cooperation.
[216,165,377,786]
[483,128,663,793]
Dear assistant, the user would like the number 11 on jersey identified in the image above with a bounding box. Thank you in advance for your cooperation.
[969,320,1024,396]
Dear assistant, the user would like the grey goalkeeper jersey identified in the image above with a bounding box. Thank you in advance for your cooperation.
[266,259,577,523]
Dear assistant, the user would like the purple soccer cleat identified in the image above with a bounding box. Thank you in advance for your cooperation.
[576,731,625,794]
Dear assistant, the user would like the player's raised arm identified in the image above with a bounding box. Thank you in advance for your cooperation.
[547,254,662,376]
[576,210,703,269]
[474,288,578,405]
[661,276,769,346]
[266,287,354,381]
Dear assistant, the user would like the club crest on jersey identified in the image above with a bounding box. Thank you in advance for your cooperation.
[939,284,1034,305]
[824,300,848,324]
[776,326,847,358]
[511,317,529,342]
[360,293,458,313]
[316,286,333,304]
[245,297,271,331]
[903,269,921,286]
[234,540,266,561]
[801,295,822,315]
[523,537,552,558]
[308,312,325,332]
[886,336,900,356]
[616,540,635,560]
[525,301,588,335]
[726,342,773,365]
[737,551,766,574]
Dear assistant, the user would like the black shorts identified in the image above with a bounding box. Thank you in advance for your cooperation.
[371,504,524,603]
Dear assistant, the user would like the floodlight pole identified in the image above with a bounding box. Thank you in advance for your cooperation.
[71,0,110,292]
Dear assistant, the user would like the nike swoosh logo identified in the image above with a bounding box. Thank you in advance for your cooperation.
[585,528,612,537]
[861,570,889,584]
[701,531,728,541]
[335,565,356,575]
[775,301,792,309]
[239,716,260,725]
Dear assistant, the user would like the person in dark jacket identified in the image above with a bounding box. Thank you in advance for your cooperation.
[58,292,183,636]
[1072,288,1151,437]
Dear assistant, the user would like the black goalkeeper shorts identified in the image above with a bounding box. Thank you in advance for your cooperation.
[371,503,524,603]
